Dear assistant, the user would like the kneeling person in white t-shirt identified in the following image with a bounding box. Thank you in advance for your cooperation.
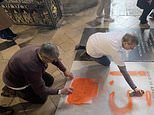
[86,31,144,96]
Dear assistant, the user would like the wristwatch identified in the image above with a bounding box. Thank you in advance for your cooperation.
[58,89,62,94]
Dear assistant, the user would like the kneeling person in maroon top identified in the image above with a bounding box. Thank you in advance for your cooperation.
[2,43,73,104]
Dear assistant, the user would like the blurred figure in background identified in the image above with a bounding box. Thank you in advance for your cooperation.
[87,0,114,26]
[137,0,154,28]
[0,6,17,40]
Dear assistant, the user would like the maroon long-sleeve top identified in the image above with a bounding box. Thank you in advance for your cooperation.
[3,45,66,97]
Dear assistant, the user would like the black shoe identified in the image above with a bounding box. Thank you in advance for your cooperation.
[1,34,17,41]
[0,106,14,115]
[6,28,15,35]
[0,28,17,40]
[75,45,86,50]
[79,51,94,61]
[1,86,17,97]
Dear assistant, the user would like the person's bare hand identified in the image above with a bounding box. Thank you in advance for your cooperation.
[60,87,73,95]
[64,70,74,80]
[129,88,144,97]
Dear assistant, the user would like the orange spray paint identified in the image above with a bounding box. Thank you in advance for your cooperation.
[109,91,133,115]
[110,71,148,77]
[145,91,152,106]
[67,77,98,105]
[109,80,114,86]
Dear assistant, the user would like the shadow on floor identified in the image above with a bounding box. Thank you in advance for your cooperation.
[0,41,16,51]
[11,102,42,115]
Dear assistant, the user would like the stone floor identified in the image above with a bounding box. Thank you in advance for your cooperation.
[0,0,154,115]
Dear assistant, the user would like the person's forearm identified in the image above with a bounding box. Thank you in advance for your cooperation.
[52,60,66,72]
[118,66,137,90]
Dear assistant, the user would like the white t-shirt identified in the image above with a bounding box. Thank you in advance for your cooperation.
[86,31,126,66]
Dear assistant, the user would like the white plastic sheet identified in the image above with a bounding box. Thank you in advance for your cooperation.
[55,61,154,115]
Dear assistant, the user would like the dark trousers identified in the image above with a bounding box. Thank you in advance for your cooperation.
[95,56,111,66]
[16,72,54,104]
[139,1,153,24]
[0,106,14,115]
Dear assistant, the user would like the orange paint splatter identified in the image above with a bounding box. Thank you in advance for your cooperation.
[128,90,152,106]
[110,71,148,77]
[109,80,114,86]
[146,91,152,106]
[67,77,98,105]
[109,91,133,115]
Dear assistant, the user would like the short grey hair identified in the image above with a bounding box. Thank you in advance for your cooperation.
[122,33,139,45]
[40,43,59,59]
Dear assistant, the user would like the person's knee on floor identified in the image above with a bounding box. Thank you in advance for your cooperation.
[15,87,48,104]
[86,31,144,96]
[95,56,111,67]
[101,59,111,66]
